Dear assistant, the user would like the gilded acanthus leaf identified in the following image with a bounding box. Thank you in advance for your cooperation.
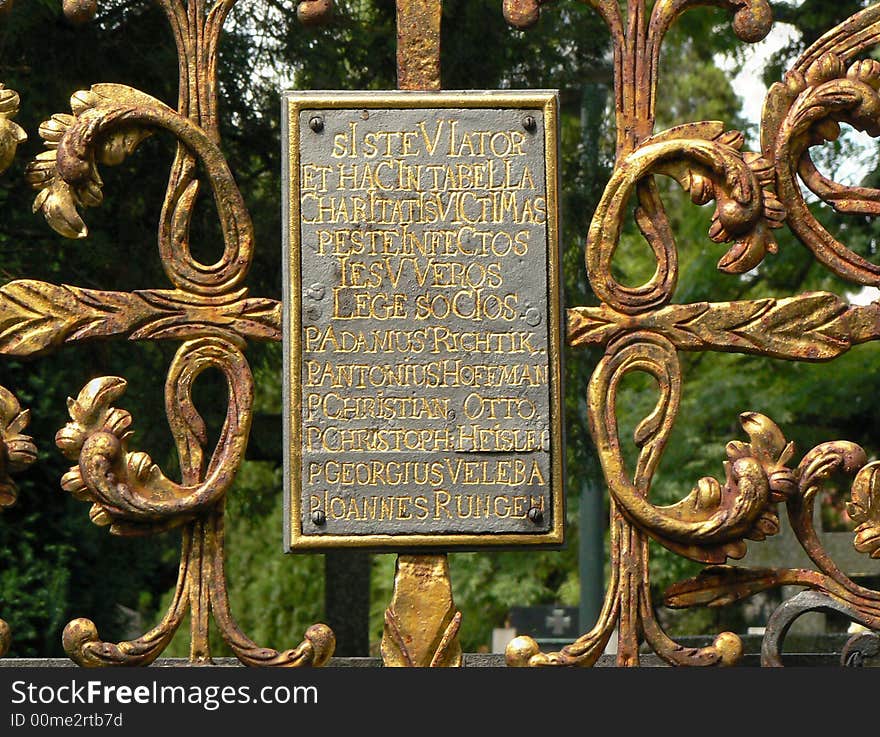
[762,5,880,285]
[738,293,849,357]
[848,462,880,559]
[0,280,148,355]
[569,292,853,360]
[585,117,785,314]
[797,441,867,504]
[664,566,789,608]
[0,385,36,508]
[646,123,783,274]
[589,332,796,565]
[658,413,796,550]
[380,556,462,667]
[0,83,26,173]
[0,280,281,356]
[27,115,100,239]
[26,84,163,239]
[56,338,252,536]
[132,290,281,341]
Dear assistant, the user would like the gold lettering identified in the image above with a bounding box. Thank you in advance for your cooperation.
[414,496,430,519]
[434,490,452,519]
[329,497,346,519]
[298,109,558,539]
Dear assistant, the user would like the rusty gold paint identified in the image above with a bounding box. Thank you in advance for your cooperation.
[3,0,880,668]
[12,0,332,667]
[379,0,461,669]
[0,386,36,658]
[380,555,462,667]
[506,0,880,667]
[396,0,441,90]
[0,75,34,659]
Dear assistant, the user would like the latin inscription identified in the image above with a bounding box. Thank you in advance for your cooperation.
[285,95,562,545]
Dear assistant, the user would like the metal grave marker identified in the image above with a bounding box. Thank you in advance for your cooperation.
[283,91,564,550]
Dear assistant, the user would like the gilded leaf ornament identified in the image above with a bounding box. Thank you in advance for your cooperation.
[0,85,26,172]
[846,464,880,558]
[0,280,280,356]
[3,0,880,668]
[0,387,37,510]
[762,4,880,284]
[568,291,869,360]
[0,0,334,667]
[506,0,880,667]
[55,337,252,535]
[26,83,254,297]
[586,122,785,314]
[0,387,36,658]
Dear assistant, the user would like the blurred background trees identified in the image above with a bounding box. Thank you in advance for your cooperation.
[0,0,878,656]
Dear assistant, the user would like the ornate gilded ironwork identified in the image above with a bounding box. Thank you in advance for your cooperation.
[0,386,36,658]
[381,555,462,667]
[4,0,880,668]
[378,0,463,667]
[2,0,335,667]
[504,0,880,667]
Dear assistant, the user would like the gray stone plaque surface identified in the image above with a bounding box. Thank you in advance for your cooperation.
[283,91,563,550]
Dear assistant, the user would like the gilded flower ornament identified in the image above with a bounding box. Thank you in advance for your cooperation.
[0,387,36,509]
[0,85,26,173]
[55,376,138,529]
[26,86,154,239]
[848,462,880,559]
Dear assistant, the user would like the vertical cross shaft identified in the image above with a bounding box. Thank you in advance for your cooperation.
[396,0,442,90]
[380,0,463,668]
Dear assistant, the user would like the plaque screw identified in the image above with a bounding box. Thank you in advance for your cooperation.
[527,507,543,524]
[524,307,542,327]
[309,115,324,133]
[522,115,537,133]
[306,283,326,300]
[311,509,326,526]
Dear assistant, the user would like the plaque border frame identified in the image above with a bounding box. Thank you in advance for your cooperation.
[282,90,564,552]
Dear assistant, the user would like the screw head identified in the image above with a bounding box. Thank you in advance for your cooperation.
[306,282,326,300]
[522,115,537,133]
[309,115,324,133]
[527,507,543,524]
[311,509,326,526]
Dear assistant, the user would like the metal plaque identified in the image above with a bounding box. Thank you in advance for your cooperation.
[282,91,563,550]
